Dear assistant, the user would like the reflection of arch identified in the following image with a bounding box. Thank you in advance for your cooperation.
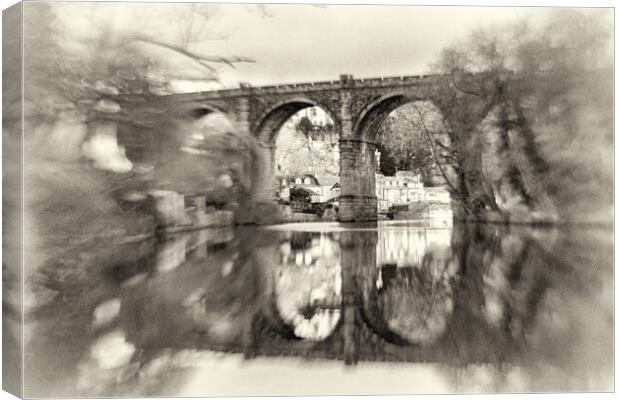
[360,260,456,347]
[257,293,301,340]
[254,98,338,144]
[360,295,411,346]
[272,255,343,341]
[353,92,442,142]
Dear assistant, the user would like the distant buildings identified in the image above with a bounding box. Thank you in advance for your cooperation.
[277,168,451,217]
[276,174,340,205]
[276,107,451,214]
[376,171,451,212]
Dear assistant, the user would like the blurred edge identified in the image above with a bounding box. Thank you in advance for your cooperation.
[2,2,24,398]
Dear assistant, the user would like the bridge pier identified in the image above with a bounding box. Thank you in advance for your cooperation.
[338,138,378,222]
[252,143,276,203]
[249,142,281,224]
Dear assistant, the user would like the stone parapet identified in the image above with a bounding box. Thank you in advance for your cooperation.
[167,73,443,101]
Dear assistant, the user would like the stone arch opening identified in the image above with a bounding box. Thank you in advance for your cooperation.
[354,93,414,143]
[147,105,252,217]
[169,104,235,153]
[252,99,340,209]
[354,92,450,147]
[338,92,418,222]
[183,108,236,145]
[345,93,454,223]
[254,99,339,145]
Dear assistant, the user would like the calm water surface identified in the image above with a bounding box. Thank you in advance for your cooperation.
[20,220,613,396]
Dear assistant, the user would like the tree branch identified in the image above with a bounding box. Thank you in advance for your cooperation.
[131,36,255,72]
[411,104,474,214]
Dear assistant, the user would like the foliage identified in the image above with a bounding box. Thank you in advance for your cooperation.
[22,2,254,131]
[295,116,315,136]
[276,114,339,180]
[11,2,263,251]
[430,8,612,222]
[376,102,450,181]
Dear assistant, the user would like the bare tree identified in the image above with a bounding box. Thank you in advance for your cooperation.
[24,2,255,129]
[429,9,612,222]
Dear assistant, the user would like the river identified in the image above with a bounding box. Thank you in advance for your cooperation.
[18,220,613,396]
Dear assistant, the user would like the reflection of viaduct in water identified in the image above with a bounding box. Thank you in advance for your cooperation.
[164,74,487,222]
[115,226,543,367]
[248,229,519,365]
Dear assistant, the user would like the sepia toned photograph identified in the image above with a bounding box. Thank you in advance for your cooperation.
[1,1,614,398]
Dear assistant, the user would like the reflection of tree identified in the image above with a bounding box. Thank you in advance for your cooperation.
[358,222,567,369]
[472,226,552,337]
[73,230,261,396]
[371,251,457,346]
[2,267,22,395]
[446,223,612,392]
[24,239,156,397]
[27,222,611,395]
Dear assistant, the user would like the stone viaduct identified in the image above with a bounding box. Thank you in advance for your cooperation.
[166,73,461,222]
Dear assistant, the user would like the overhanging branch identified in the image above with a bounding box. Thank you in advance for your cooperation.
[131,35,255,72]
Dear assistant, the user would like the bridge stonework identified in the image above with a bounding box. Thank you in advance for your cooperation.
[170,73,454,222]
[339,139,378,221]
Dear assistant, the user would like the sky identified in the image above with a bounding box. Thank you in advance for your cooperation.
[176,4,538,90]
[48,2,558,91]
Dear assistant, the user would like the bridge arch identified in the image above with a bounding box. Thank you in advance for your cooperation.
[254,97,340,145]
[353,91,444,142]
[250,98,340,207]
[337,91,454,221]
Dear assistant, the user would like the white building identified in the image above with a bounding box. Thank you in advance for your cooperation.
[375,171,451,212]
